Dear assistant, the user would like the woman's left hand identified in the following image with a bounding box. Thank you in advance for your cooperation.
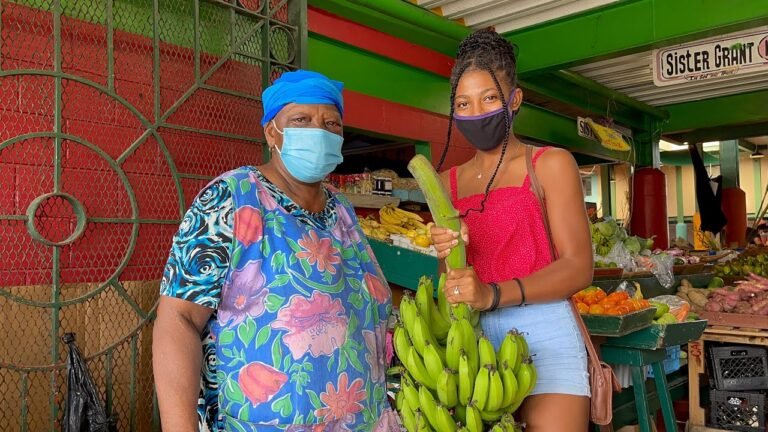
[444,267,493,311]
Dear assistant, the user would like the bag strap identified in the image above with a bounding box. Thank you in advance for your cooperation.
[524,145,603,365]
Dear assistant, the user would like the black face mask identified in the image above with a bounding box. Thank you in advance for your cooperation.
[454,107,514,151]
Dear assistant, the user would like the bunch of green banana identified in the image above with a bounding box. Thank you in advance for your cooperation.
[415,276,451,342]
[395,272,538,430]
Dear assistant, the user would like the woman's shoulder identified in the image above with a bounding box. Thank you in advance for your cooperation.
[534,147,577,175]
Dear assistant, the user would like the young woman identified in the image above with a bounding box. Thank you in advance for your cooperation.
[430,30,594,432]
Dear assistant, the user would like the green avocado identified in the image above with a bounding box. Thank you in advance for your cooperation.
[707,277,725,288]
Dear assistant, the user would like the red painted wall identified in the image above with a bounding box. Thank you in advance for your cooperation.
[1,4,471,286]
[1,3,263,286]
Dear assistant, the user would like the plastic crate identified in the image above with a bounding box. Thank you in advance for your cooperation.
[709,390,767,432]
[711,345,768,391]
[647,345,682,378]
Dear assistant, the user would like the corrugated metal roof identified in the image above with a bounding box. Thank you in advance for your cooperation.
[413,0,618,33]
[570,26,768,106]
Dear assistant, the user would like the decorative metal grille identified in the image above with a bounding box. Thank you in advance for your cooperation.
[0,0,304,430]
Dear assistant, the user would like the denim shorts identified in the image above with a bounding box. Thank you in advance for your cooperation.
[481,300,590,397]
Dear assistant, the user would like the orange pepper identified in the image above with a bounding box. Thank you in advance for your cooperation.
[588,304,605,315]
[616,305,631,315]
[673,303,690,322]
[604,307,621,315]
[576,302,589,314]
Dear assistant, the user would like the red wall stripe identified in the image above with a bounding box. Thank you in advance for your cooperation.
[343,89,474,169]
[308,7,454,78]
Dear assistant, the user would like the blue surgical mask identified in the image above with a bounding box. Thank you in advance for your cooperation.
[273,121,344,183]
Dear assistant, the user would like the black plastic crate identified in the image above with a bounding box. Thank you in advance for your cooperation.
[711,345,768,391]
[709,390,767,432]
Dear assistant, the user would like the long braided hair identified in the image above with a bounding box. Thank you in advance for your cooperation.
[437,29,518,216]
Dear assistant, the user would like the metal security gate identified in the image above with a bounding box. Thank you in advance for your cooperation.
[0,0,304,430]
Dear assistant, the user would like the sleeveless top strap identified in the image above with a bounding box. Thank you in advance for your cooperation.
[449,166,459,202]
[522,146,552,188]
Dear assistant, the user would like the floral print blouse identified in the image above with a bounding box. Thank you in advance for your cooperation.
[160,167,398,432]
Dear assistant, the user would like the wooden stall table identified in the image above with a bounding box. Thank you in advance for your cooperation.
[687,313,768,432]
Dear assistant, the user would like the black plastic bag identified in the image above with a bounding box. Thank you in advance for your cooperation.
[689,144,727,234]
[63,333,116,432]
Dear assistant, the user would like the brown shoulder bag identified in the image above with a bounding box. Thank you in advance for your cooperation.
[525,145,620,426]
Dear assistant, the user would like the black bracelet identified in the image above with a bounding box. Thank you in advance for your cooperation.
[487,282,501,311]
[513,278,527,306]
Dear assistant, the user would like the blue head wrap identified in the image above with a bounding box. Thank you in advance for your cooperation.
[261,70,344,126]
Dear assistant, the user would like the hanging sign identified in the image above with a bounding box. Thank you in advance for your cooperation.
[653,29,768,86]
[577,117,632,151]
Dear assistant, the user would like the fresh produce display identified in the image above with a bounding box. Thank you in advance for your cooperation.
[704,273,768,315]
[394,277,530,432]
[358,205,433,247]
[572,286,652,316]
[590,219,653,265]
[713,251,768,278]
[392,156,529,432]
[647,295,691,323]
[676,278,714,313]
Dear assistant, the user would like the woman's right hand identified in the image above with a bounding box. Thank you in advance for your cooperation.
[430,220,469,260]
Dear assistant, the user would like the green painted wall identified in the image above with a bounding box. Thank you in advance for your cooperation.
[308,34,450,115]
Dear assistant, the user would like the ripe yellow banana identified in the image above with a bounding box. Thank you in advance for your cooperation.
[402,374,421,409]
[436,368,458,408]
[473,365,491,412]
[465,402,484,432]
[478,336,497,369]
[382,206,409,226]
[392,206,424,222]
[419,384,439,430]
[445,319,463,371]
[458,351,474,406]
[486,367,504,412]
[381,223,409,235]
[406,346,436,390]
[434,403,457,432]
[497,332,519,373]
[500,363,518,409]
[423,341,445,383]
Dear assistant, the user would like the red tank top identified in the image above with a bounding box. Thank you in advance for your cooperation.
[450,147,553,283]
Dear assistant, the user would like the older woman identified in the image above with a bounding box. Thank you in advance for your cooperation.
[153,70,398,431]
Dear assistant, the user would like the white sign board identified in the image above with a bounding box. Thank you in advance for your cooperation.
[653,29,768,86]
